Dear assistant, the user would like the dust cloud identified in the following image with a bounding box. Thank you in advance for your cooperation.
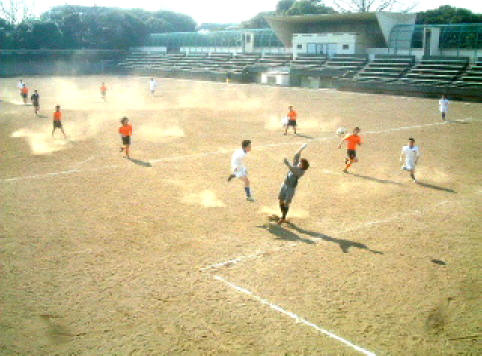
[182,190,226,208]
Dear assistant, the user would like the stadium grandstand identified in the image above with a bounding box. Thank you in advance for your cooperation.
[115,11,481,99]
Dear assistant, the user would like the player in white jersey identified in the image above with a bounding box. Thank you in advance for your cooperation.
[400,137,420,182]
[439,95,449,121]
[227,139,254,201]
[149,78,157,96]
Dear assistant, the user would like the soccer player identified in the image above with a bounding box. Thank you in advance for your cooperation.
[278,143,309,224]
[30,90,40,116]
[400,137,420,182]
[149,78,157,96]
[227,139,254,201]
[119,117,133,159]
[439,95,449,121]
[338,126,362,173]
[100,82,107,101]
[284,105,297,135]
[52,105,67,138]
[20,84,29,104]
[17,79,24,94]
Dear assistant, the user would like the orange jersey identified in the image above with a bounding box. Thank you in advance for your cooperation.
[100,85,107,92]
[345,134,361,150]
[287,110,297,121]
[21,87,28,94]
[119,124,132,137]
[53,111,62,121]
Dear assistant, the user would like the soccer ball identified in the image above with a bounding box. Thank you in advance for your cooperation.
[336,127,347,136]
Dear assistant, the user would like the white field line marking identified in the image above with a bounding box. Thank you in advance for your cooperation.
[73,155,95,168]
[200,200,452,271]
[2,121,449,183]
[214,275,376,356]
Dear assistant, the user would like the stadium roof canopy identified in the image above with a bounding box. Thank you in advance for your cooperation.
[265,12,416,48]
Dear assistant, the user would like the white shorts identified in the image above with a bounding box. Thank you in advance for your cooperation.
[233,166,247,178]
[402,163,416,171]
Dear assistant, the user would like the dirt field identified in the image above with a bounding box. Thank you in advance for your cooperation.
[1,76,481,355]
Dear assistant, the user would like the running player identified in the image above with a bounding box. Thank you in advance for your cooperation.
[439,95,449,121]
[278,143,309,224]
[400,137,420,182]
[20,84,29,104]
[30,90,40,116]
[119,117,133,159]
[227,140,254,201]
[338,127,362,173]
[52,105,66,138]
[284,105,297,135]
[17,80,24,94]
[149,78,157,96]
[100,82,107,101]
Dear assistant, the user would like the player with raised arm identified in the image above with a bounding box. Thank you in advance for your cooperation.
[277,143,309,224]
[227,139,254,201]
[400,137,420,183]
[338,127,362,173]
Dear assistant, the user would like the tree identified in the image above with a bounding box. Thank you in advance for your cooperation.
[416,5,482,24]
[285,1,337,15]
[241,11,274,28]
[276,0,296,14]
[330,0,414,13]
[0,0,32,24]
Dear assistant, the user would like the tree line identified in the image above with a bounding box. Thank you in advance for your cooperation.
[0,5,196,49]
[0,1,480,50]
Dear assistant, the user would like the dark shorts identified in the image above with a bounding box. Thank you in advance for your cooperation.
[53,120,62,128]
[287,120,296,127]
[21,93,27,98]
[278,184,296,204]
[32,102,39,108]
[347,149,356,159]
[122,136,131,145]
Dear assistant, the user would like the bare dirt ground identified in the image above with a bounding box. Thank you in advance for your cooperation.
[1,76,481,355]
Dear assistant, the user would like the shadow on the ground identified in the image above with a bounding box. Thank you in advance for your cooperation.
[257,224,315,244]
[295,133,315,139]
[287,222,384,254]
[431,259,447,265]
[349,172,402,185]
[128,158,152,167]
[37,114,48,118]
[416,181,456,193]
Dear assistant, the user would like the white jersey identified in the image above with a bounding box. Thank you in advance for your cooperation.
[17,81,23,90]
[401,145,420,170]
[231,148,247,175]
[149,80,157,91]
[439,98,449,113]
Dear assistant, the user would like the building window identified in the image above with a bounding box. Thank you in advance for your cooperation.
[297,44,302,49]
[343,44,349,50]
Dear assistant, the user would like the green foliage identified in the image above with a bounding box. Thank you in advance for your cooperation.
[285,0,337,15]
[241,11,274,29]
[276,0,296,14]
[2,5,196,49]
[416,5,482,24]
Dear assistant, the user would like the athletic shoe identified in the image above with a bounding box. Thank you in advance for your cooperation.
[246,196,255,202]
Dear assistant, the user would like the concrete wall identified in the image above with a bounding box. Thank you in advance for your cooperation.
[261,72,290,86]
[293,33,360,58]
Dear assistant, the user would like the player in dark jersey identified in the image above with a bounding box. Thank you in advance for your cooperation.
[30,90,40,116]
[277,143,309,224]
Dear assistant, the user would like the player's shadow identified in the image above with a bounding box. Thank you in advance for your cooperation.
[416,181,456,193]
[295,133,315,139]
[287,222,384,255]
[37,114,48,118]
[349,172,402,185]
[256,224,315,244]
[128,158,152,167]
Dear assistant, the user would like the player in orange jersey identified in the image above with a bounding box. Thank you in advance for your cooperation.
[20,84,29,104]
[338,127,362,173]
[52,105,67,138]
[100,82,107,101]
[284,105,297,135]
[119,117,132,158]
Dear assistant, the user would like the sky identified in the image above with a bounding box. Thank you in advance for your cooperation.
[31,0,482,24]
